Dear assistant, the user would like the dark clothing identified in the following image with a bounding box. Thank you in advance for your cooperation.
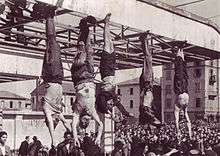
[100,51,116,79]
[81,136,102,156]
[28,140,42,156]
[96,90,130,117]
[19,140,29,156]
[139,38,153,93]
[71,52,95,86]
[174,56,188,95]
[111,149,125,156]
[57,140,84,156]
[42,17,64,85]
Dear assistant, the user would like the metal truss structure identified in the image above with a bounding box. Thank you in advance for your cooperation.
[0,0,219,83]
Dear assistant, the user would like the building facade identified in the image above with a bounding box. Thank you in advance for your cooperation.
[117,78,162,120]
[30,82,75,114]
[162,60,220,122]
[0,91,31,111]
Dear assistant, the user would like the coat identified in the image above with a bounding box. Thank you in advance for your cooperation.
[19,141,29,156]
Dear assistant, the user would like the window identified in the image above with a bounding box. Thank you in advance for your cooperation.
[1,101,5,109]
[194,69,201,78]
[210,69,213,75]
[210,60,214,66]
[130,100,133,108]
[166,114,171,121]
[165,85,172,95]
[208,95,216,100]
[209,69,216,85]
[195,82,200,93]
[165,63,172,69]
[196,98,201,108]
[31,97,34,104]
[25,104,31,108]
[70,97,74,105]
[165,98,172,109]
[166,71,172,80]
[130,88,133,95]
[10,101,13,108]
[117,89,121,95]
[18,101,22,109]
[194,61,201,66]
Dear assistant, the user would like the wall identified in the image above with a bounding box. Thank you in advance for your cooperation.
[118,84,140,118]
[162,60,220,123]
[31,94,75,113]
[1,99,31,111]
[2,111,113,153]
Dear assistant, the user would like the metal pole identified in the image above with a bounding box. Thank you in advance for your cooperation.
[217,59,219,121]
[0,100,3,131]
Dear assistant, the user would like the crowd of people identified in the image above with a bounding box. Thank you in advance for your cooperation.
[17,132,104,156]
[114,119,220,156]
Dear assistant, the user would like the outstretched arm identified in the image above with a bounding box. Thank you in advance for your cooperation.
[174,105,180,140]
[90,109,103,146]
[185,108,192,139]
[71,112,81,147]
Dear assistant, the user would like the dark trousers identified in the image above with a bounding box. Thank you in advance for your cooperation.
[42,17,64,84]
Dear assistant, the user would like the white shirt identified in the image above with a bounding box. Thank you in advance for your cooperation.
[0,145,6,156]
[66,143,70,153]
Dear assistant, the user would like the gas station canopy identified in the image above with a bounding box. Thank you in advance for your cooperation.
[0,0,219,82]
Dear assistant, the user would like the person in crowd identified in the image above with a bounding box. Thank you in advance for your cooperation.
[96,13,133,120]
[172,44,192,141]
[28,136,42,156]
[71,15,103,147]
[111,139,125,156]
[139,33,161,127]
[0,131,11,156]
[57,131,84,156]
[40,5,70,150]
[19,136,30,156]
[81,133,102,156]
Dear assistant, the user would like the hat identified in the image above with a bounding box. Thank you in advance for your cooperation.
[33,136,37,141]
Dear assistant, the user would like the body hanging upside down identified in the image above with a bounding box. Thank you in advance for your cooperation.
[70,15,103,147]
[172,45,192,142]
[41,6,70,151]
[138,33,161,127]
[96,13,134,121]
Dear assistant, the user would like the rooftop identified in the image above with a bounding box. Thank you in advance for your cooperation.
[31,82,75,95]
[118,77,161,86]
[0,91,28,100]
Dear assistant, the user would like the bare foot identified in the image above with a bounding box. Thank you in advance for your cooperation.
[104,13,111,23]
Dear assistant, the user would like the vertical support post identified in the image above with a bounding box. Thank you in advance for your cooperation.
[68,29,71,47]
[0,100,3,131]
[217,59,219,122]
[93,26,96,43]
[35,77,39,111]
[121,25,124,39]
